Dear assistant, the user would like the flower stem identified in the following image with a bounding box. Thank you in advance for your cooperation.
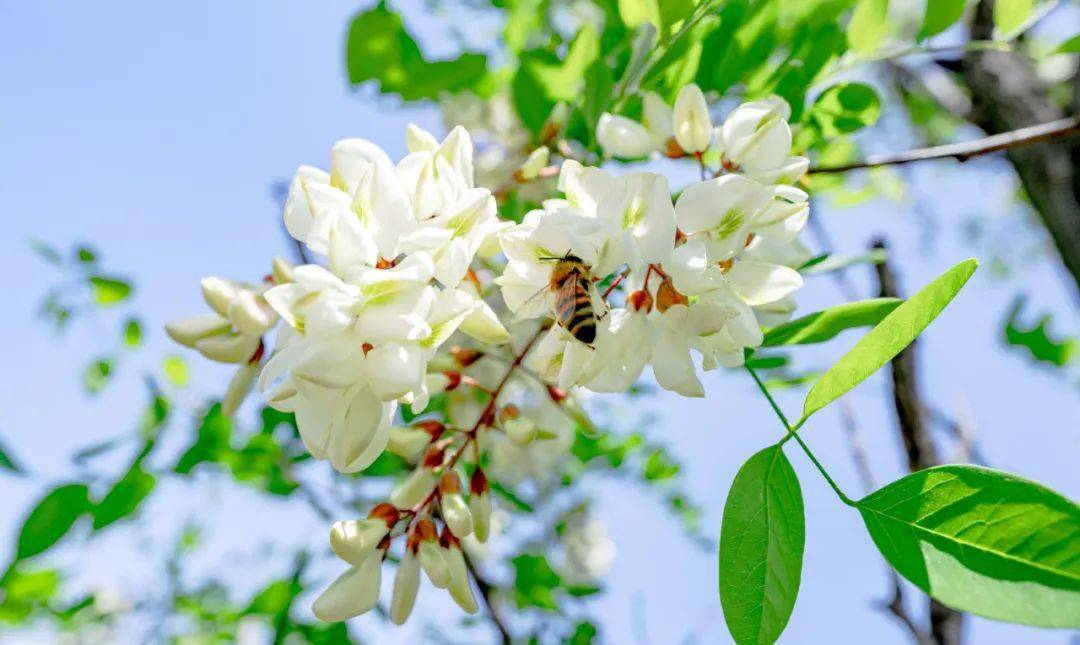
[745,364,855,507]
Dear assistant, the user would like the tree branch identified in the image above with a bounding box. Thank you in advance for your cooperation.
[808,116,1080,174]
[464,550,513,644]
[874,240,964,645]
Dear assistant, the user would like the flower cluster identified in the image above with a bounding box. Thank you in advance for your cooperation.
[166,84,813,629]
[499,91,811,397]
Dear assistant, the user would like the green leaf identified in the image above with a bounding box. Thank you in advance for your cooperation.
[92,465,156,530]
[762,298,901,347]
[512,554,562,610]
[175,404,233,474]
[1004,296,1077,367]
[618,0,661,30]
[802,259,977,421]
[162,355,189,388]
[75,246,97,264]
[799,249,887,275]
[345,4,487,101]
[569,621,599,644]
[810,82,882,137]
[16,484,89,559]
[642,449,680,480]
[847,0,889,53]
[491,481,535,513]
[84,358,114,395]
[122,318,143,348]
[1053,34,1080,54]
[30,239,62,265]
[88,276,132,306]
[993,0,1034,38]
[0,438,23,474]
[919,0,969,39]
[858,465,1080,627]
[719,445,805,645]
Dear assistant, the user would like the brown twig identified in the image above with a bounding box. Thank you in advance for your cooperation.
[809,116,1080,174]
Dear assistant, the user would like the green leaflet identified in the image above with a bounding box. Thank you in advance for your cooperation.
[801,258,977,421]
[719,445,804,645]
[858,465,1080,627]
[847,0,889,54]
[993,0,1034,38]
[88,275,132,306]
[809,82,882,137]
[762,298,900,347]
[919,0,969,39]
[91,465,156,531]
[16,484,90,560]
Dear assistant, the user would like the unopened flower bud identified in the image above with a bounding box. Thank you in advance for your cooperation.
[165,315,231,348]
[469,470,492,542]
[655,279,689,313]
[460,302,512,345]
[674,84,713,154]
[519,146,550,181]
[390,549,420,625]
[330,518,391,565]
[415,519,450,588]
[228,290,276,337]
[505,417,537,446]
[387,426,432,462]
[439,473,473,538]
[312,549,383,622]
[445,544,479,614]
[221,363,259,417]
[390,467,438,509]
[200,277,242,317]
[194,332,262,364]
[421,445,446,469]
[627,289,653,313]
[546,385,567,404]
[597,113,655,159]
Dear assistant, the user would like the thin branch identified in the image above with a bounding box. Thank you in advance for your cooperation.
[463,550,512,644]
[809,116,1080,174]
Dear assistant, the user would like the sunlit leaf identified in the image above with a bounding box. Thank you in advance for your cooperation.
[858,465,1080,627]
[162,355,189,388]
[847,0,890,53]
[89,276,132,306]
[720,445,804,645]
[802,259,977,421]
[16,484,89,559]
[763,298,901,347]
[810,82,882,137]
[513,554,562,610]
[993,0,1034,38]
[919,0,969,39]
[642,449,680,480]
[122,318,143,348]
[1053,34,1080,54]
[84,358,114,395]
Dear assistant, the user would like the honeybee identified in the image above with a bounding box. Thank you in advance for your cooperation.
[549,254,597,345]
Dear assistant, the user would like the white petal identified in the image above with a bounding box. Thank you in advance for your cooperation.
[596,113,655,158]
[165,314,231,348]
[312,553,382,622]
[390,550,420,625]
[726,260,804,306]
[366,342,424,401]
[673,84,712,153]
[651,315,704,397]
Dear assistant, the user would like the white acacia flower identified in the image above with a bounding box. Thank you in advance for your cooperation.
[719,97,808,184]
[642,90,675,148]
[675,174,775,262]
[597,113,656,158]
[674,84,713,154]
[167,275,276,366]
[312,550,383,622]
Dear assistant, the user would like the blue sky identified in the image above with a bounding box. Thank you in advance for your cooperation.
[1,1,1078,643]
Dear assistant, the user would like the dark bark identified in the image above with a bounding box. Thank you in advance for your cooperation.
[874,240,964,645]
[960,0,1080,298]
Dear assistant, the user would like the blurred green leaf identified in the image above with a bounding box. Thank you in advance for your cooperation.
[847,0,889,53]
[802,259,977,421]
[809,82,882,137]
[513,554,562,610]
[568,621,599,644]
[0,438,24,474]
[123,318,143,348]
[16,484,89,560]
[84,358,114,395]
[1053,34,1080,54]
[92,465,156,530]
[762,298,901,347]
[720,445,804,645]
[89,276,132,306]
[618,0,662,30]
[491,481,535,512]
[1003,296,1076,367]
[176,404,233,474]
[858,465,1080,627]
[993,0,1033,38]
[919,0,969,39]
[75,246,97,264]
[642,449,679,480]
[163,355,190,388]
[30,240,62,266]
[799,249,888,275]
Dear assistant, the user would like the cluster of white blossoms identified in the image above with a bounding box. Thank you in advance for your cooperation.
[500,89,810,397]
[167,84,813,628]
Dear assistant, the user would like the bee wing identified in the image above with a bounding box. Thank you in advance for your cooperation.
[512,282,554,322]
[553,270,580,328]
